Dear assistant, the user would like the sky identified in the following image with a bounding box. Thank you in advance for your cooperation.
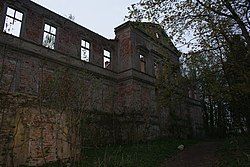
[31,0,138,39]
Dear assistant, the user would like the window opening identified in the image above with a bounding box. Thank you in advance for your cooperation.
[42,24,56,49]
[103,50,111,68]
[81,40,90,62]
[3,7,23,37]
[154,59,158,77]
[155,32,159,39]
[140,54,146,73]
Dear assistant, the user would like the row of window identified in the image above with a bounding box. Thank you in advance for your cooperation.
[3,7,111,68]
[3,6,160,75]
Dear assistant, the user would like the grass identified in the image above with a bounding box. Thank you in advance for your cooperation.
[74,139,198,167]
[217,135,250,167]
[42,135,250,167]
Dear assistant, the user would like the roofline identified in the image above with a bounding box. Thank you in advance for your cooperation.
[114,21,131,32]
[115,21,181,56]
[24,0,112,41]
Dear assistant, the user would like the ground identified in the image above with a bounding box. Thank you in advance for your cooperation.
[43,136,250,166]
[164,141,221,167]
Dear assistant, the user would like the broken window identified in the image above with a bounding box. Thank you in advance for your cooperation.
[42,24,56,49]
[103,50,111,68]
[81,40,90,62]
[3,7,23,37]
[140,54,146,73]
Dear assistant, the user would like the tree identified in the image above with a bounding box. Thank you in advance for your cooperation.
[127,0,250,52]
[127,0,250,135]
[156,58,193,138]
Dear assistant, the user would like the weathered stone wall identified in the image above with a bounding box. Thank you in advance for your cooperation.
[0,92,75,166]
[0,38,117,166]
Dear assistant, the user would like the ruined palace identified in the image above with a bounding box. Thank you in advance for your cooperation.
[0,0,203,166]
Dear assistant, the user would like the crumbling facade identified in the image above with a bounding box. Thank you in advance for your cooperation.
[0,0,203,166]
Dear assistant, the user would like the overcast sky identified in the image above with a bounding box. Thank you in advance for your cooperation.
[31,0,138,39]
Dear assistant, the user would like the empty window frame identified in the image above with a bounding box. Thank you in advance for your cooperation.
[103,50,111,68]
[81,40,90,62]
[3,7,23,37]
[42,24,56,49]
[140,54,146,73]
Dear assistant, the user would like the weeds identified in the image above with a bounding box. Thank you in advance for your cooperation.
[217,135,250,167]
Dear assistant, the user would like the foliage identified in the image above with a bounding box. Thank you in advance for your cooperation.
[156,57,194,138]
[217,135,250,166]
[167,111,193,139]
[43,139,198,167]
[127,0,250,50]
[67,14,75,21]
[127,0,250,136]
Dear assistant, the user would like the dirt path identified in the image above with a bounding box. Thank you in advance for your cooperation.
[164,141,222,167]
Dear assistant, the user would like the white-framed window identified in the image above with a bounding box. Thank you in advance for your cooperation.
[140,54,146,73]
[42,23,56,49]
[81,40,90,62]
[103,50,111,68]
[3,7,23,37]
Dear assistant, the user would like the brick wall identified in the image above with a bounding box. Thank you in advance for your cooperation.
[0,0,204,166]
